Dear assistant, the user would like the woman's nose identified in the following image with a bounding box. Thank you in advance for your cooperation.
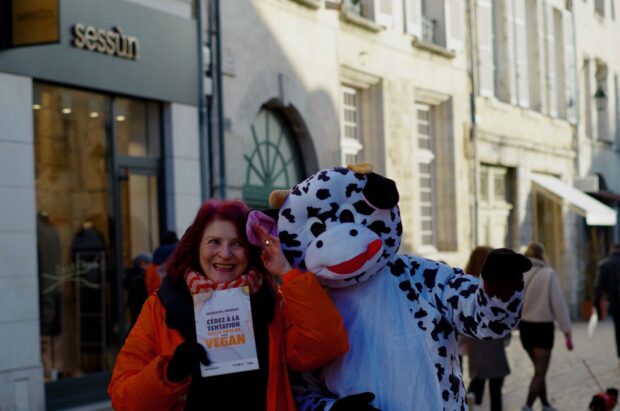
[218,244,233,257]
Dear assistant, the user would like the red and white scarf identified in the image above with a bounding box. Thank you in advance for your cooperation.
[184,269,263,296]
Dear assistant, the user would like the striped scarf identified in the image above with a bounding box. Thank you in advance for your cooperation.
[184,269,263,295]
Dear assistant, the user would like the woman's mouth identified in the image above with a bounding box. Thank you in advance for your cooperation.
[213,263,235,271]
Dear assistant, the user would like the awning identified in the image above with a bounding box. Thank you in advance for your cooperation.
[531,174,617,226]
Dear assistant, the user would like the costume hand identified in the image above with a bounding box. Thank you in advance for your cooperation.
[331,392,380,411]
[480,248,532,302]
[166,342,209,383]
[565,332,574,351]
[252,223,292,277]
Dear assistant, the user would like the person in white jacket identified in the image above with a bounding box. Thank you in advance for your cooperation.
[519,243,573,411]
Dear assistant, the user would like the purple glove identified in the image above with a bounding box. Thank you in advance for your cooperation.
[246,210,277,246]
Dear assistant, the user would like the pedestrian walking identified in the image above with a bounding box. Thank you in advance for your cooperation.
[594,243,620,366]
[463,246,511,411]
[108,199,348,411]
[519,242,573,411]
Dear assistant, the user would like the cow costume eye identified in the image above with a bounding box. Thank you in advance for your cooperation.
[307,217,326,237]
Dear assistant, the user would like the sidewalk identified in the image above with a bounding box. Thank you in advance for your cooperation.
[463,319,620,411]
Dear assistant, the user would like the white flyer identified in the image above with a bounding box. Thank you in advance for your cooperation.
[193,286,259,377]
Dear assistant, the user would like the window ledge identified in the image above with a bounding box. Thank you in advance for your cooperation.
[341,8,382,32]
[412,37,455,59]
[290,0,320,10]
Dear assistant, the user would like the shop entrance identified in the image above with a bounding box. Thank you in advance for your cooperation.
[33,83,163,408]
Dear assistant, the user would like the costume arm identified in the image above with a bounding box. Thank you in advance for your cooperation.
[280,269,349,372]
[429,261,522,339]
[108,296,190,411]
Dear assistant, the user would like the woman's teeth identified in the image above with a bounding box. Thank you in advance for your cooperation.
[214,263,234,270]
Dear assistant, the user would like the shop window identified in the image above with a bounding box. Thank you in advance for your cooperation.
[115,98,161,158]
[532,189,563,269]
[34,83,162,390]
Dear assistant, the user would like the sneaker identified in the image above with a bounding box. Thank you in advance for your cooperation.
[542,406,558,411]
[521,407,533,411]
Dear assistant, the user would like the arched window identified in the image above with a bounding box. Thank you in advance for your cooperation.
[242,109,305,208]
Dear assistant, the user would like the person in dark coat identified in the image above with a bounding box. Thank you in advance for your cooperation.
[595,243,620,364]
[124,253,152,326]
[145,231,178,295]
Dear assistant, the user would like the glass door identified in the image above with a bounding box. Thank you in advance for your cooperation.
[34,83,163,409]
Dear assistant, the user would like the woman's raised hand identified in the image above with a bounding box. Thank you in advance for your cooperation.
[252,223,292,277]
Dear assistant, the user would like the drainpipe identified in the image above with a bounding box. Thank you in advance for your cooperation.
[466,0,479,246]
[571,9,581,179]
[196,0,209,201]
[214,0,226,198]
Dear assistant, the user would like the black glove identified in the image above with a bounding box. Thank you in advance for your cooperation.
[166,342,209,383]
[480,248,532,302]
[331,392,380,411]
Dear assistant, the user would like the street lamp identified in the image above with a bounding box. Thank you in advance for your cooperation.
[594,86,607,111]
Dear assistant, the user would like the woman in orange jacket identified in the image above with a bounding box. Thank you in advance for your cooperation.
[108,200,349,411]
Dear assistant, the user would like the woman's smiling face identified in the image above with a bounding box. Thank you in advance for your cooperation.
[199,219,249,283]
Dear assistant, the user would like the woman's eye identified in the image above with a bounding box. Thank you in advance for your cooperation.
[207,239,219,245]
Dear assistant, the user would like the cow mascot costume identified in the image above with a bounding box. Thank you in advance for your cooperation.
[260,164,531,411]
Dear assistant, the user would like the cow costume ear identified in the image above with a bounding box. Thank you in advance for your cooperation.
[269,190,288,209]
[364,172,399,210]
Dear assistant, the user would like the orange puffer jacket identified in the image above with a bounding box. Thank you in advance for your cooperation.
[108,269,348,411]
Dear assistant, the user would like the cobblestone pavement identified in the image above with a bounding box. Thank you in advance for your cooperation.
[463,318,620,411]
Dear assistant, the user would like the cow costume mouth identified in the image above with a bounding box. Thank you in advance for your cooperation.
[327,239,382,275]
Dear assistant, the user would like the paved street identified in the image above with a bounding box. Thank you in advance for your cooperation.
[463,319,620,411]
[70,320,620,411]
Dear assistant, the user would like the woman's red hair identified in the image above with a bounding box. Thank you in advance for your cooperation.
[165,199,261,281]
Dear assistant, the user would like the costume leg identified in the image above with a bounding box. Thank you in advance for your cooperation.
[489,377,504,411]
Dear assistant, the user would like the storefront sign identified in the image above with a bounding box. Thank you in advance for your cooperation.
[8,0,60,47]
[72,24,140,60]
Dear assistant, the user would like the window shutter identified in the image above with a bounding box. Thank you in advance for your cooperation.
[446,0,464,50]
[477,0,495,97]
[563,10,576,123]
[545,3,557,117]
[404,0,422,37]
[374,0,396,27]
[505,0,517,105]
[513,0,529,107]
